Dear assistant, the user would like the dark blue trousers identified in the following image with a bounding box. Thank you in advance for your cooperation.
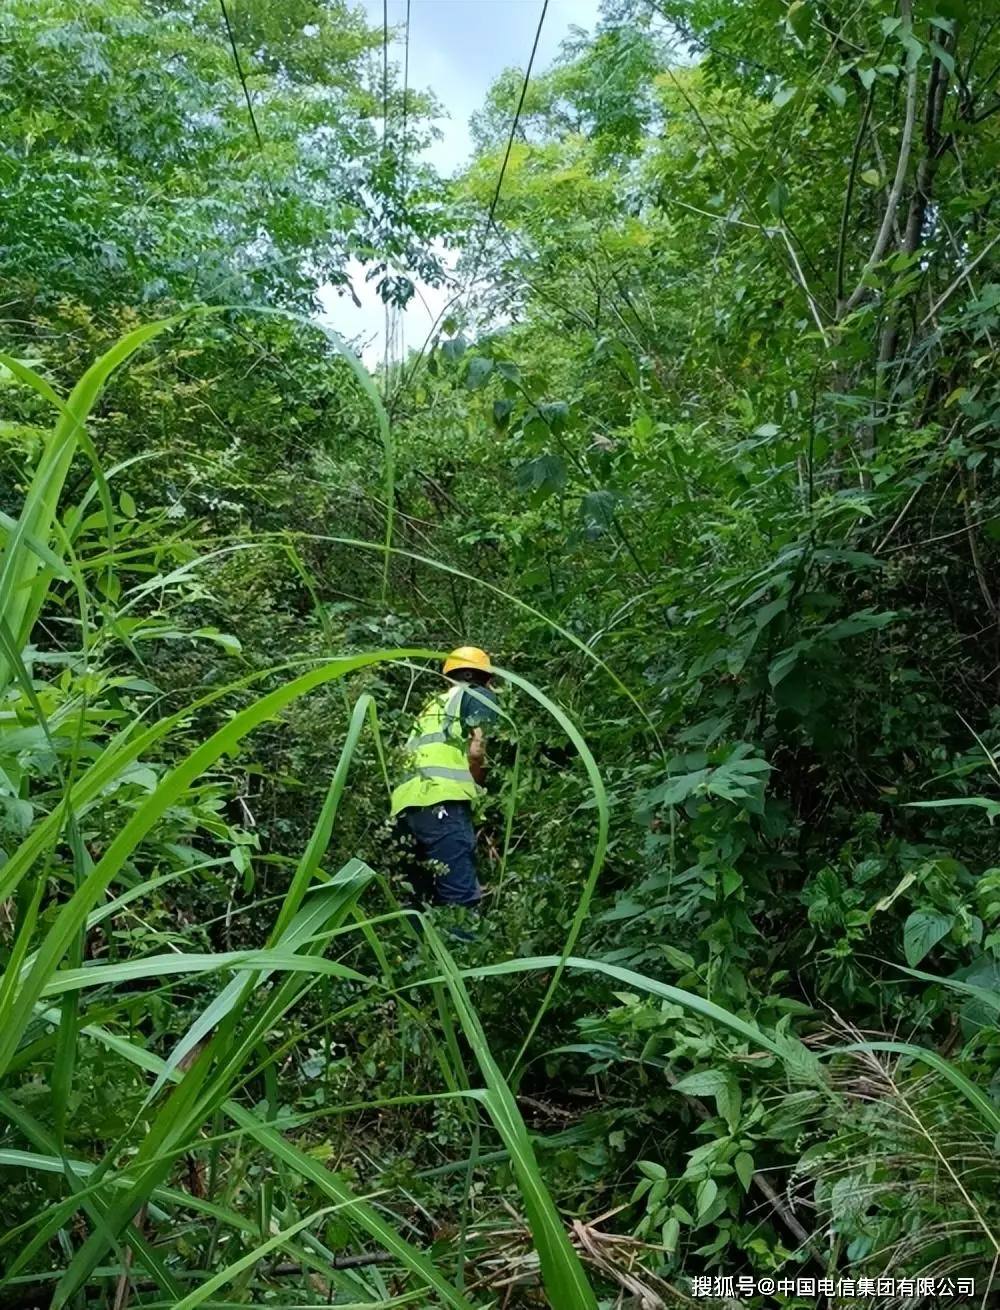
[395,801,482,908]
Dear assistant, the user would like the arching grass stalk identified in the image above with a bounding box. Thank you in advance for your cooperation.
[421,918,600,1309]
[115,532,663,753]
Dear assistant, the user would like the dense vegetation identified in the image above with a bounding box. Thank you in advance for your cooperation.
[2,0,1000,1305]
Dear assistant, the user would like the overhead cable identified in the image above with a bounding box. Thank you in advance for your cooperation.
[474,0,550,273]
[219,0,265,155]
[392,0,550,410]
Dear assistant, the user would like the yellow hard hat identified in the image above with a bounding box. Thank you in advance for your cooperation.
[443,645,492,676]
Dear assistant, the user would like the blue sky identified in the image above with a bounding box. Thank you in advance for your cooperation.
[319,0,602,363]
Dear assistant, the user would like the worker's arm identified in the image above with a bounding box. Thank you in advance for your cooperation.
[461,684,497,787]
[468,727,486,786]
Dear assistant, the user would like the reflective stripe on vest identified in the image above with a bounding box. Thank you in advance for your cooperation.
[390,684,480,815]
[399,764,474,783]
[408,730,450,747]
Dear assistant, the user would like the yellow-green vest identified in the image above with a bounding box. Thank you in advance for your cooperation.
[390,685,482,816]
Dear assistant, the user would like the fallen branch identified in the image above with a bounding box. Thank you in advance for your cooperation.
[269,1252,393,1273]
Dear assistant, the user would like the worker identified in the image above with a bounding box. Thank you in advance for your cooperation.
[390,646,498,916]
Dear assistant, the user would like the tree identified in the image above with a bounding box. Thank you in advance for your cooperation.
[0,0,449,310]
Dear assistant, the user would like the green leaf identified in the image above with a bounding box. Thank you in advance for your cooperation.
[830,1173,867,1225]
[40,947,370,999]
[822,609,898,641]
[638,1159,667,1180]
[662,1216,680,1252]
[768,642,806,686]
[767,181,789,216]
[755,596,788,629]
[860,168,881,186]
[902,34,924,68]
[594,337,639,386]
[493,397,514,427]
[734,1152,754,1191]
[894,963,1000,1016]
[516,453,566,497]
[440,335,467,362]
[662,946,695,971]
[825,82,847,107]
[537,400,570,432]
[696,1178,718,1219]
[715,1077,742,1132]
[903,910,953,966]
[119,489,137,518]
[579,489,619,534]
[191,627,242,654]
[465,357,494,390]
[907,796,1000,822]
[673,1070,730,1098]
[930,41,955,73]
[857,66,876,90]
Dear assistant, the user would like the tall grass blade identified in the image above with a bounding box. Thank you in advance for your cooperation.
[831,1040,1000,1134]
[442,955,821,1079]
[39,947,371,997]
[169,1204,352,1310]
[41,1010,478,1310]
[143,688,379,1102]
[423,921,600,1310]
[0,316,191,693]
[0,652,420,1071]
[271,695,376,940]
[149,863,371,1101]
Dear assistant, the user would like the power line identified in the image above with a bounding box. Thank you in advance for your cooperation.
[391,0,550,410]
[382,0,392,385]
[219,0,265,154]
[474,0,550,270]
[389,0,414,391]
[382,0,390,135]
[400,0,412,198]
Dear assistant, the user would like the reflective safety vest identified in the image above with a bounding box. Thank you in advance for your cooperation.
[390,685,482,817]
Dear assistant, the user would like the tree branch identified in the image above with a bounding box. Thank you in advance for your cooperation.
[920,229,1000,326]
[836,80,877,312]
[845,0,919,313]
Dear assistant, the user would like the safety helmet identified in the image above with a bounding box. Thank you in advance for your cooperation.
[443,645,492,676]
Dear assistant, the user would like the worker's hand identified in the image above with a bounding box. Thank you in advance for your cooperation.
[468,729,486,785]
[468,727,485,763]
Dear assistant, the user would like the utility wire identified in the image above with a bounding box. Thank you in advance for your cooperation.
[400,0,412,198]
[392,0,549,410]
[471,0,550,279]
[219,0,265,154]
[387,0,414,401]
[382,0,390,136]
[382,0,392,385]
